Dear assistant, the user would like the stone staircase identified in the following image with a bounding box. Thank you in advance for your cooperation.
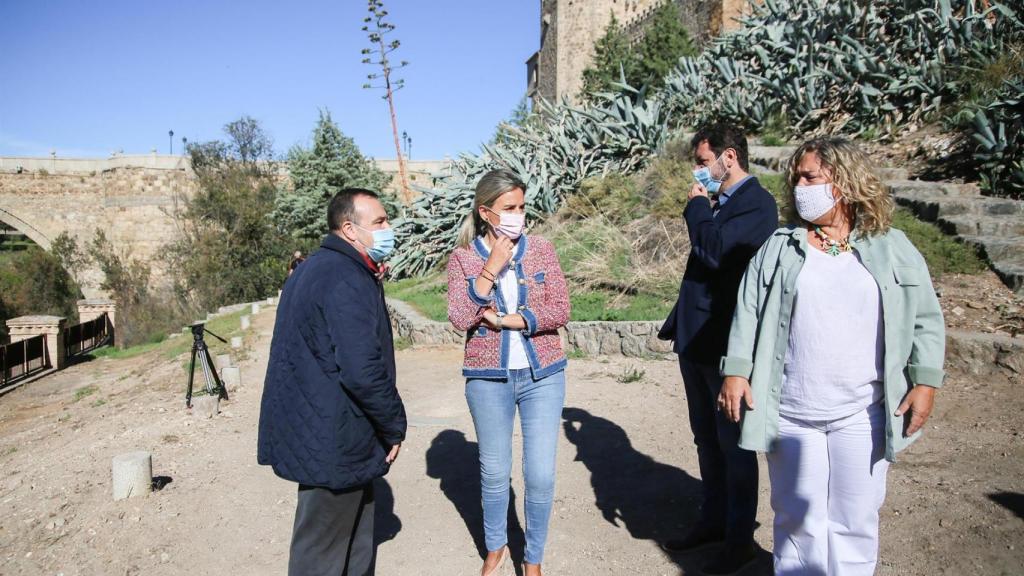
[887,180,1024,296]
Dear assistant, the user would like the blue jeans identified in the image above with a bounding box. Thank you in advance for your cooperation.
[679,357,758,546]
[466,368,565,565]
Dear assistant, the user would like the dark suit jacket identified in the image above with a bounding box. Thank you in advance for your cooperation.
[257,234,407,490]
[659,177,779,365]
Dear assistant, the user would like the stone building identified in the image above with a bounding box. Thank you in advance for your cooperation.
[526,0,749,105]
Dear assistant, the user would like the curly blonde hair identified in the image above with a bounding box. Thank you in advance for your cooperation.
[786,138,893,236]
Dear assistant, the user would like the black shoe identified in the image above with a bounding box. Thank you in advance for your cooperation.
[701,543,757,576]
[659,526,725,554]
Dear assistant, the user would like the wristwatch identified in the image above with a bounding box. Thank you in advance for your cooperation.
[495,313,505,331]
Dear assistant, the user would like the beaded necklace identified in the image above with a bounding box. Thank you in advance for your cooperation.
[813,225,853,256]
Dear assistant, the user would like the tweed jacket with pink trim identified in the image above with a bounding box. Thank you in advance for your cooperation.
[447,234,570,379]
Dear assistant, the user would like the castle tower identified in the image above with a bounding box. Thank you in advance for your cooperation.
[527,0,750,105]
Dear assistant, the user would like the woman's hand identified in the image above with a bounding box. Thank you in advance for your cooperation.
[895,384,936,436]
[481,308,501,331]
[484,236,515,274]
[718,376,754,423]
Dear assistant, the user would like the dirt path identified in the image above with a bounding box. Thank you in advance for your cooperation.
[0,304,1022,575]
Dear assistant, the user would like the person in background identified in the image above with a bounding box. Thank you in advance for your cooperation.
[287,250,305,277]
[447,169,570,576]
[258,189,406,576]
[719,138,945,575]
[658,123,779,574]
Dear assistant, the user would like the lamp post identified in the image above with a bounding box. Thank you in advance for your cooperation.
[182,136,188,154]
[407,136,412,161]
[168,130,174,155]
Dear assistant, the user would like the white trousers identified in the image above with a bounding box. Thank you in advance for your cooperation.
[767,403,890,576]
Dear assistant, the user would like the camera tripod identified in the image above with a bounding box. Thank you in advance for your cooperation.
[185,322,230,408]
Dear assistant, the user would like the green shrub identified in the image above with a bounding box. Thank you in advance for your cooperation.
[892,208,987,276]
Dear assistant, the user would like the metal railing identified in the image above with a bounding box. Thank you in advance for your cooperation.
[1,334,49,391]
[64,313,112,358]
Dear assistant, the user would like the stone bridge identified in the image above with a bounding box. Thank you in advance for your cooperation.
[0,155,449,298]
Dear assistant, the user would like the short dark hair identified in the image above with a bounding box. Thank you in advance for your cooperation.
[691,123,749,171]
[327,188,379,231]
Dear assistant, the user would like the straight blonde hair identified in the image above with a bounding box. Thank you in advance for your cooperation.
[456,169,527,248]
[786,138,894,236]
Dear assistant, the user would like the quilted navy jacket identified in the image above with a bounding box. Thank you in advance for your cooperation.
[257,233,407,490]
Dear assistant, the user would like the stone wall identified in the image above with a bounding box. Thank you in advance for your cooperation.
[0,162,195,297]
[531,0,750,104]
[386,297,674,358]
[0,155,440,298]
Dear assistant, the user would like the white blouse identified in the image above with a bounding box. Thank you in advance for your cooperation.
[481,238,530,370]
[780,247,885,420]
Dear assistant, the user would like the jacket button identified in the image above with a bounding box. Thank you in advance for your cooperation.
[519,306,526,311]
[784,288,790,294]
[775,354,782,360]
[519,279,526,285]
[780,321,787,327]
[509,260,516,266]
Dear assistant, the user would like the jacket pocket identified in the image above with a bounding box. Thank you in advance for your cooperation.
[894,266,922,287]
[533,272,546,284]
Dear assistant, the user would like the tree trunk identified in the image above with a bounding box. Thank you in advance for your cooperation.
[382,68,411,203]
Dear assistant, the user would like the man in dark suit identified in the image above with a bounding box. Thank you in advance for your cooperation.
[258,188,407,576]
[659,124,778,574]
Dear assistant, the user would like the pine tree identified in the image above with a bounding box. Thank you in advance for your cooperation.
[579,5,696,100]
[633,3,695,90]
[273,110,390,241]
[580,14,636,100]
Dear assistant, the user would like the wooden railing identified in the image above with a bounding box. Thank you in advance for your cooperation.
[0,334,49,391]
[63,313,112,358]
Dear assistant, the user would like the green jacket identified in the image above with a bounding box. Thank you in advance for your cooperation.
[720,226,946,462]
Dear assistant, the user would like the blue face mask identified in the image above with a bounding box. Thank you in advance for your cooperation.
[693,155,726,194]
[355,225,396,263]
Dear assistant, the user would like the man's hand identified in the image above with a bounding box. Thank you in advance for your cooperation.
[895,385,936,437]
[385,443,401,464]
[688,182,710,201]
[375,262,391,281]
[718,376,754,423]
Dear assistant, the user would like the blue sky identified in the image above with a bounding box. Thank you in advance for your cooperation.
[0,1,538,160]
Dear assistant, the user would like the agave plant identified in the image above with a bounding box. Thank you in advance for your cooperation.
[390,0,1023,277]
[389,84,669,277]
[971,79,1024,198]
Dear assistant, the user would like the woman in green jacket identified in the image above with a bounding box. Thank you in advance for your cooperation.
[718,138,945,575]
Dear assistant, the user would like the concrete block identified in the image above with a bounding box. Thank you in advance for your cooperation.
[112,451,152,501]
[221,366,240,388]
[251,303,260,315]
[191,395,219,418]
[230,336,242,349]
[215,354,231,370]
[240,315,251,330]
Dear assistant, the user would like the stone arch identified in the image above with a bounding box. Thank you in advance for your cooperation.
[0,207,52,251]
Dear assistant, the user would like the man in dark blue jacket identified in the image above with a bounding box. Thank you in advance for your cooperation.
[658,124,778,574]
[258,188,407,576]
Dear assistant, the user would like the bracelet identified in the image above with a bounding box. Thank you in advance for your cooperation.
[495,314,504,330]
[480,269,496,282]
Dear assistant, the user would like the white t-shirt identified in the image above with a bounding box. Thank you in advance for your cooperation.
[780,247,884,420]
[481,238,530,370]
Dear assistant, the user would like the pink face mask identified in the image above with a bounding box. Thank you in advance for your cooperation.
[485,208,526,240]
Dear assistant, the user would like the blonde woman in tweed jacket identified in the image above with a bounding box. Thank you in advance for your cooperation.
[447,169,570,576]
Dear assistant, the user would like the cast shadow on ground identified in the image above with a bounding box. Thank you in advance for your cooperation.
[375,478,401,543]
[426,429,527,575]
[562,406,771,575]
[988,491,1024,521]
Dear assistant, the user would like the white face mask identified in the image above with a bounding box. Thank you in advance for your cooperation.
[793,183,837,222]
